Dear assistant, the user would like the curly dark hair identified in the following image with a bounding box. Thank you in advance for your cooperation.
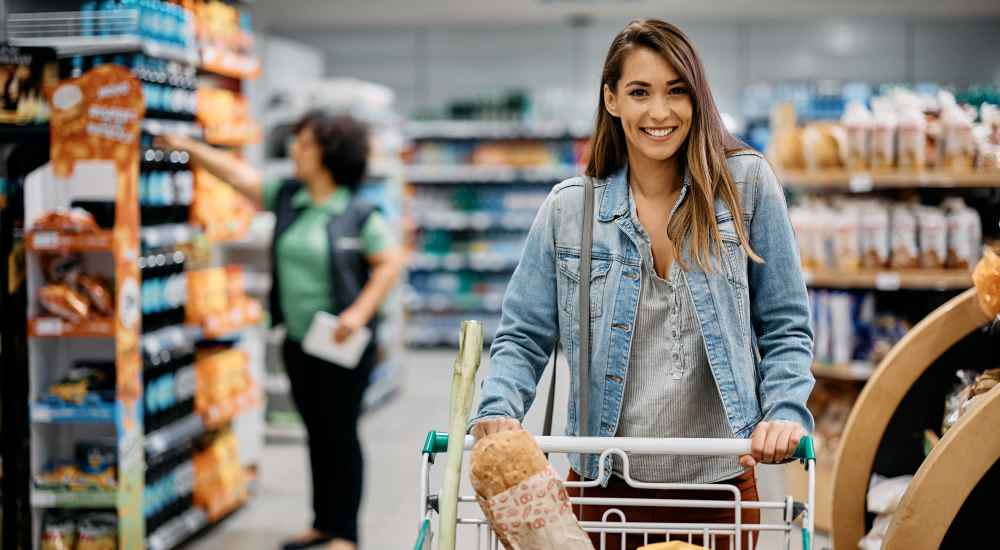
[294,110,370,191]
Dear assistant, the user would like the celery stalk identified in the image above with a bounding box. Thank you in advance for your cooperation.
[438,320,483,550]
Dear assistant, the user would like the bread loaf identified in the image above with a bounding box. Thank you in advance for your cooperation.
[470,430,594,550]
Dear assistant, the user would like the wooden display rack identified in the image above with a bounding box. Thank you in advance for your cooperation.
[830,287,993,549]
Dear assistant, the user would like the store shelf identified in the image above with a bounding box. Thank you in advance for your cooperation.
[31,401,116,423]
[410,253,519,273]
[26,230,113,252]
[141,223,197,250]
[803,269,973,290]
[405,293,504,314]
[147,507,208,550]
[812,362,874,382]
[406,164,578,184]
[31,488,117,508]
[413,210,535,231]
[406,120,590,140]
[8,20,197,65]
[778,169,1000,191]
[143,118,203,139]
[145,415,205,460]
[29,317,115,338]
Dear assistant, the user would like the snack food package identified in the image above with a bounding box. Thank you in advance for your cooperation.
[842,102,873,170]
[870,98,897,170]
[889,205,919,269]
[76,514,116,550]
[916,206,947,269]
[943,198,982,269]
[40,512,77,550]
[33,207,100,233]
[832,202,862,272]
[973,246,1000,319]
[471,430,593,550]
[860,200,891,269]
[78,275,113,317]
[41,253,83,285]
[40,284,90,323]
[896,102,928,171]
[939,92,976,172]
[801,122,847,171]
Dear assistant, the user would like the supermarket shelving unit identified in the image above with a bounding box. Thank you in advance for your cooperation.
[780,164,996,534]
[829,287,993,549]
[5,4,264,549]
[403,120,588,347]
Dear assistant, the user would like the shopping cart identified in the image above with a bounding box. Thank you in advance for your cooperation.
[413,431,816,550]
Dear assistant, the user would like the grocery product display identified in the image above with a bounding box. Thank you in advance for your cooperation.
[404,126,587,346]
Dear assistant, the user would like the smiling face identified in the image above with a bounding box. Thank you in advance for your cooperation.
[603,46,693,167]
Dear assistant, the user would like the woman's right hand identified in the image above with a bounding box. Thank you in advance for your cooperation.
[153,134,190,151]
[471,417,522,442]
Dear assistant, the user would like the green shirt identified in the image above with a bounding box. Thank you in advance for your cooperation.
[262,181,395,341]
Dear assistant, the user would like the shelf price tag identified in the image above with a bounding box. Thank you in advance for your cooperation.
[849,173,874,193]
[32,405,52,423]
[33,491,57,507]
[875,272,902,291]
[35,318,63,336]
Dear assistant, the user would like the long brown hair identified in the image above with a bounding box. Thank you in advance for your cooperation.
[586,19,761,270]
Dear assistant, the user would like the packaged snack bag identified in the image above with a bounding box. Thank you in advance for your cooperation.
[943,198,982,269]
[860,200,891,269]
[871,98,897,171]
[889,204,919,269]
[939,92,976,172]
[842,101,873,170]
[40,284,90,323]
[78,275,113,317]
[916,206,947,269]
[896,99,928,171]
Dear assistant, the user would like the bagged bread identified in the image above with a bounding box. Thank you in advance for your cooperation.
[471,430,594,550]
[897,101,928,172]
[768,127,806,171]
[40,284,90,324]
[78,275,113,317]
[802,122,847,171]
[889,204,919,269]
[860,200,890,269]
[943,198,982,269]
[871,98,897,171]
[842,102,872,170]
[939,92,976,172]
[973,246,1000,319]
[832,201,862,272]
[916,206,947,269]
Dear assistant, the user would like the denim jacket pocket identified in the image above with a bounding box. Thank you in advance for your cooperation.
[557,247,613,319]
[717,219,748,290]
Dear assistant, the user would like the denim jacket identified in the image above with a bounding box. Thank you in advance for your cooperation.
[471,150,816,482]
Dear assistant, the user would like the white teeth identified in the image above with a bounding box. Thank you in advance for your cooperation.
[643,127,675,137]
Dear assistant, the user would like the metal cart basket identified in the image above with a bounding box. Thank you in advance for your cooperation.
[414,431,816,550]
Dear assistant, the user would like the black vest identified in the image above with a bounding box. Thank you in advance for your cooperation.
[269,180,380,348]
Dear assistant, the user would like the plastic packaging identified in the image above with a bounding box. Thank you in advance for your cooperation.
[833,202,862,271]
[842,101,873,170]
[78,275,114,317]
[40,513,77,550]
[871,98,897,170]
[916,206,947,269]
[943,198,982,269]
[896,97,928,171]
[41,253,83,285]
[867,474,913,515]
[939,91,976,172]
[33,207,100,233]
[76,514,117,550]
[40,284,90,324]
[802,122,847,171]
[972,246,1000,319]
[860,200,890,269]
[889,205,919,269]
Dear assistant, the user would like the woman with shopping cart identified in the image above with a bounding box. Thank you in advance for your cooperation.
[469,19,815,550]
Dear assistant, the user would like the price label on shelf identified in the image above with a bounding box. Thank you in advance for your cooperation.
[31,405,52,423]
[32,491,57,507]
[32,231,59,249]
[35,318,63,336]
[849,173,874,193]
[875,272,902,291]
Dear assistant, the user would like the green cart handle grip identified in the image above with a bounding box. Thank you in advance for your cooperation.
[792,435,816,462]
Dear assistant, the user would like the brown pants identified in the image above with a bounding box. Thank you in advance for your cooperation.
[565,469,760,550]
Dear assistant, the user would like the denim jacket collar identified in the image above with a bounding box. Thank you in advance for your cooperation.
[598,162,692,223]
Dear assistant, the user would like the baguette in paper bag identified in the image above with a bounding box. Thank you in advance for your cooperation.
[470,430,594,550]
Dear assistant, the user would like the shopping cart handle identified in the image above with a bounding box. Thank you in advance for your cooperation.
[792,435,816,462]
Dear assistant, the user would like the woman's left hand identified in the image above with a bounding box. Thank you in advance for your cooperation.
[331,308,369,343]
[739,420,807,468]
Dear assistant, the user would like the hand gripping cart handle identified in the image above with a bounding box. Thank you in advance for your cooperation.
[414,432,816,550]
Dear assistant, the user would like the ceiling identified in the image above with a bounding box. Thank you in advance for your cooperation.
[252,0,1000,30]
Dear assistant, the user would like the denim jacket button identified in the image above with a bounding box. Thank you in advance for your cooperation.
[623,271,638,280]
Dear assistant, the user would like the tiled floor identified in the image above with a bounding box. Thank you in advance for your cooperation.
[190,350,830,550]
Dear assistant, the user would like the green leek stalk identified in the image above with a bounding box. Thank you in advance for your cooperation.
[438,320,483,550]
